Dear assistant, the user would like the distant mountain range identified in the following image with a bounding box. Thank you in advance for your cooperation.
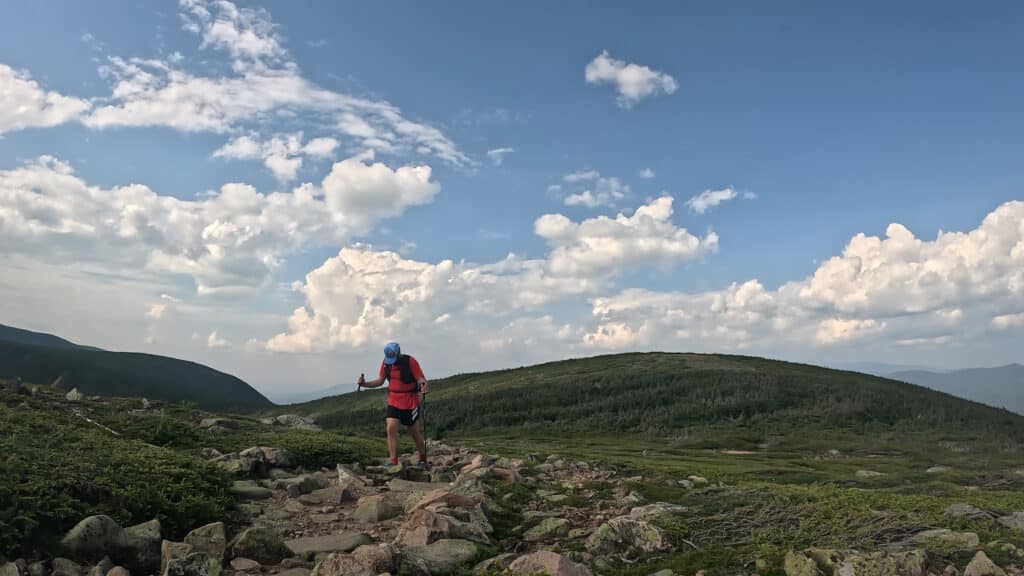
[889,364,1024,416]
[0,324,273,411]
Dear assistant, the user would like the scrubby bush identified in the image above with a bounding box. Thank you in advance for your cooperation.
[0,404,233,560]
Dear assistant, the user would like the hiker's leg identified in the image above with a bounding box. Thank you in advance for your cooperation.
[386,418,400,463]
[409,419,427,462]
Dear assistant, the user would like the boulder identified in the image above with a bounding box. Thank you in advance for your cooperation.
[783,552,821,576]
[164,551,212,576]
[471,553,516,574]
[229,481,272,500]
[27,562,48,576]
[855,469,885,479]
[276,473,329,497]
[183,523,226,576]
[909,529,980,552]
[336,464,365,488]
[106,568,129,576]
[198,418,235,430]
[797,549,927,576]
[586,516,669,556]
[400,539,479,575]
[65,388,83,402]
[352,495,401,523]
[506,551,593,576]
[297,485,353,506]
[310,545,396,576]
[395,509,490,547]
[524,518,571,542]
[87,558,113,576]
[988,541,1023,559]
[60,516,160,574]
[629,503,687,521]
[51,559,81,576]
[964,551,1006,576]
[228,558,260,572]
[275,415,320,431]
[946,503,991,520]
[1,563,22,576]
[256,447,296,468]
[284,533,373,558]
[997,513,1024,534]
[229,528,292,565]
[161,541,193,575]
[214,453,263,477]
[405,488,478,514]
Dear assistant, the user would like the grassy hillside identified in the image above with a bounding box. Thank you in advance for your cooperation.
[0,328,273,411]
[287,352,1024,450]
[891,364,1024,416]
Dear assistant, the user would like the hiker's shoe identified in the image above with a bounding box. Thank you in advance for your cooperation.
[385,462,403,474]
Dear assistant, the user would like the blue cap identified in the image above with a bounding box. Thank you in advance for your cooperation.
[383,342,401,365]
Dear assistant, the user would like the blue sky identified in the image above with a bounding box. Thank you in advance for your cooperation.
[1,1,1022,400]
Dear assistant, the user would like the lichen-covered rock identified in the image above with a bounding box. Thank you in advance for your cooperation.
[585,516,669,555]
[284,533,373,558]
[628,502,687,521]
[909,529,980,552]
[183,523,226,576]
[229,528,292,565]
[506,551,592,576]
[50,559,81,576]
[964,551,1007,576]
[310,545,396,576]
[60,516,160,574]
[399,539,478,575]
[783,551,821,576]
[523,518,570,542]
[471,553,516,574]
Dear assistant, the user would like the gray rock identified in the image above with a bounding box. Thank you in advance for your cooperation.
[198,418,235,429]
[59,516,160,574]
[51,559,81,576]
[964,551,1006,576]
[648,570,674,576]
[228,558,260,572]
[183,522,226,576]
[277,474,329,497]
[229,528,292,565]
[65,388,83,402]
[352,495,401,523]
[506,551,593,576]
[1,563,22,576]
[106,567,129,576]
[945,503,991,520]
[909,529,980,551]
[164,552,212,576]
[297,486,353,506]
[523,518,570,542]
[87,558,113,576]
[629,502,687,521]
[400,539,478,575]
[275,414,320,431]
[284,533,373,558]
[471,553,516,574]
[997,512,1024,533]
[27,562,48,576]
[310,545,396,576]
[230,481,272,500]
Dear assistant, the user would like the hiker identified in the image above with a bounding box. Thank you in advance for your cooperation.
[357,342,430,473]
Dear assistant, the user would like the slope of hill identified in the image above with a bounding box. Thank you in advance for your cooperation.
[287,352,1024,449]
[0,324,273,411]
[890,364,1024,415]
[0,323,90,350]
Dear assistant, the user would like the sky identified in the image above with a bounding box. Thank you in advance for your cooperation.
[1,0,1023,402]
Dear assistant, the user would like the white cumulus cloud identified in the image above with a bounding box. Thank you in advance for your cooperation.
[207,330,230,348]
[585,50,678,108]
[0,65,90,134]
[213,132,340,182]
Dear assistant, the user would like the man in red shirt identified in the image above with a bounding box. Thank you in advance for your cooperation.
[357,342,429,473]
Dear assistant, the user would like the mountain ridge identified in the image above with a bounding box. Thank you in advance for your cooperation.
[0,323,273,411]
[889,363,1024,415]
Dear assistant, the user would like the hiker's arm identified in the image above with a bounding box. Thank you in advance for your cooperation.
[418,378,429,394]
[410,357,428,394]
[358,374,385,388]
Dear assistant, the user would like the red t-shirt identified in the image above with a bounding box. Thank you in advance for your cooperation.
[379,355,425,410]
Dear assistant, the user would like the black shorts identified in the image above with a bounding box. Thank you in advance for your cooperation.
[386,405,420,426]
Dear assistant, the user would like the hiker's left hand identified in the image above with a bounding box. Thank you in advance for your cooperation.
[420,381,429,394]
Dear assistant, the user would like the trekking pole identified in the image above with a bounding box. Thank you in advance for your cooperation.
[358,373,363,393]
